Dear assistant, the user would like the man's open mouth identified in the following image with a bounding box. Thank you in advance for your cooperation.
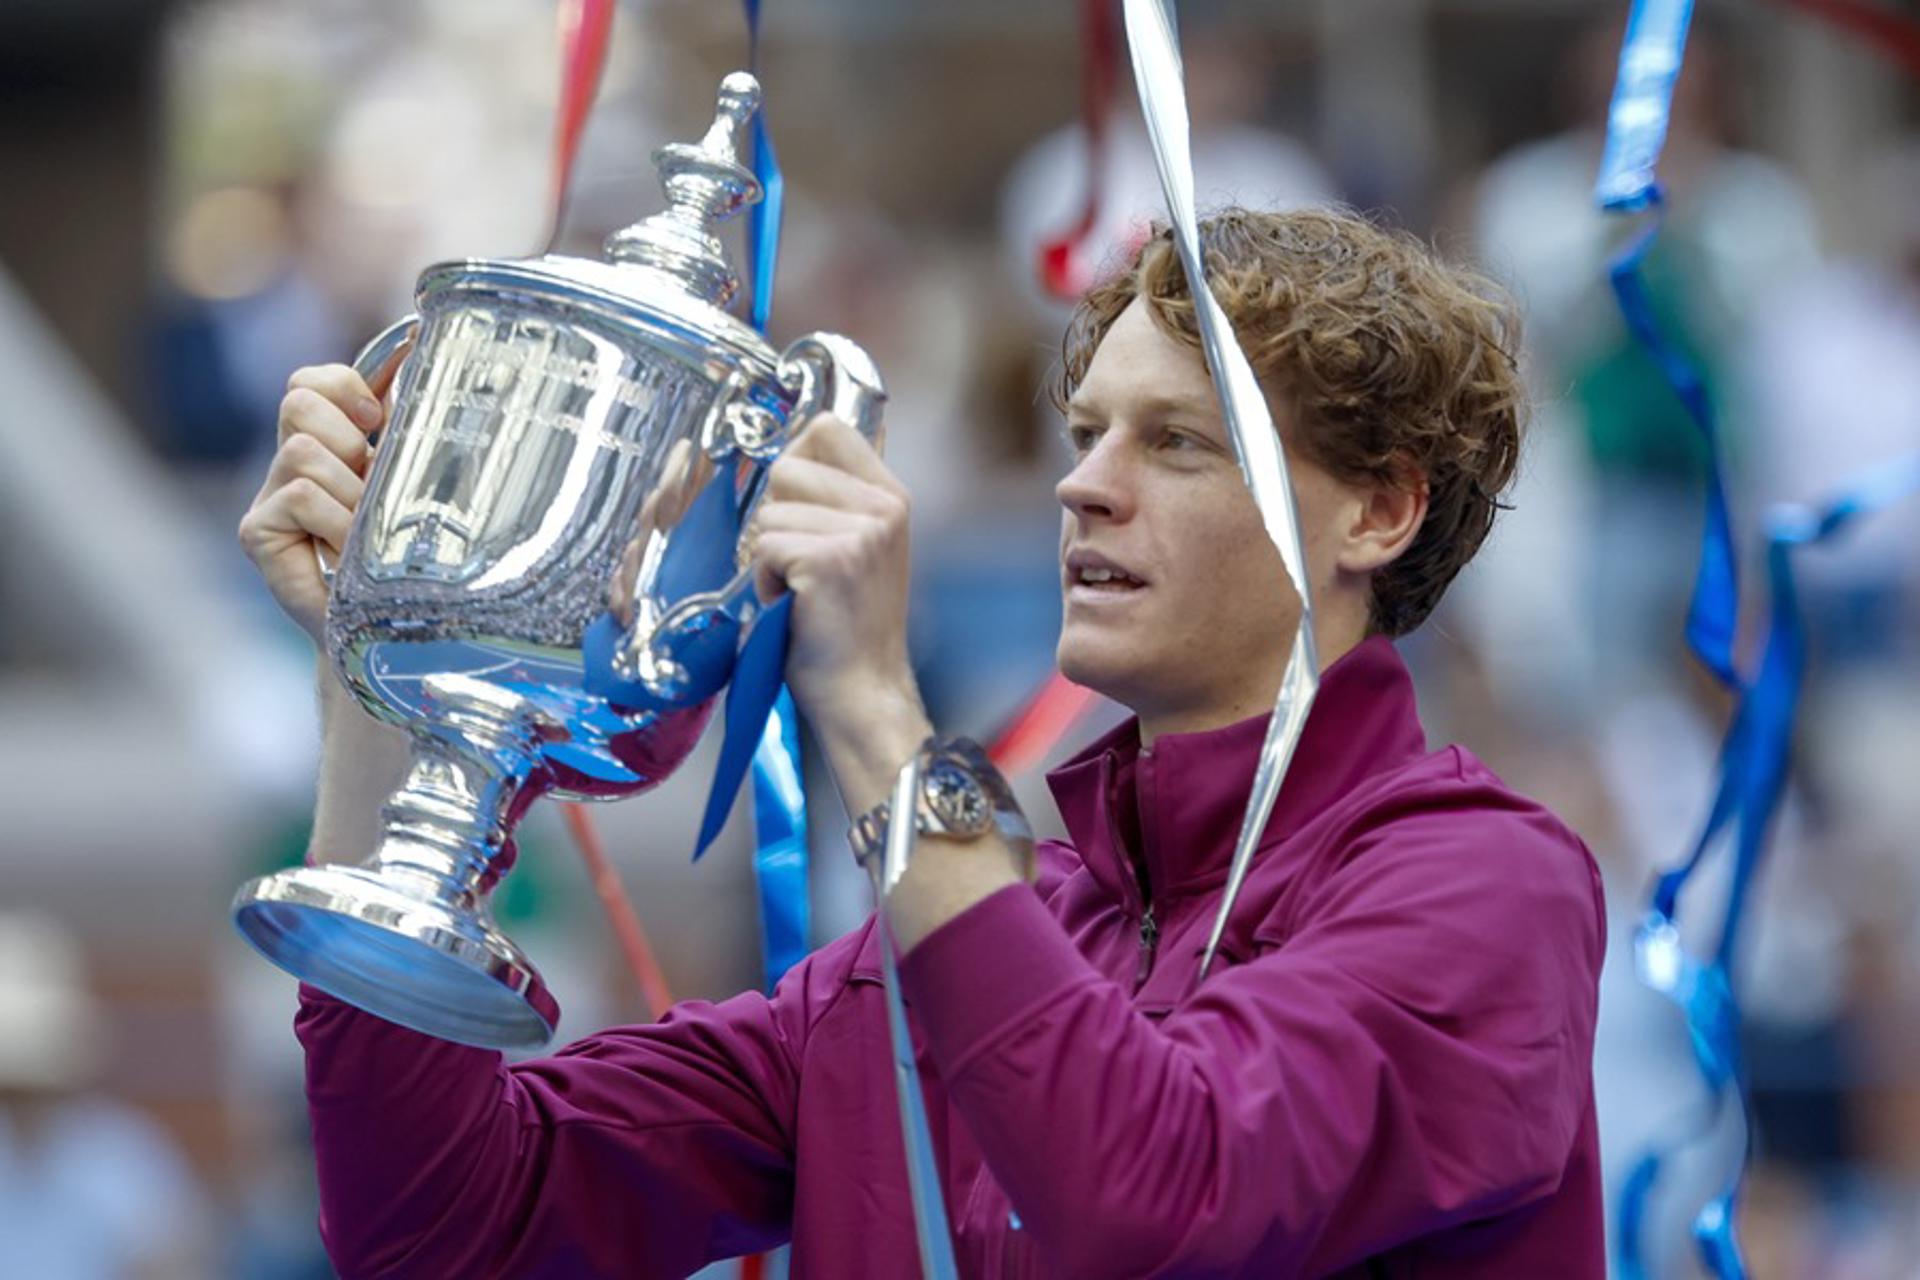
[1065,551,1148,596]
[1071,566,1145,591]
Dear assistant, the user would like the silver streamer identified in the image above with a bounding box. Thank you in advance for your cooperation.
[1122,0,1322,979]
[872,756,960,1278]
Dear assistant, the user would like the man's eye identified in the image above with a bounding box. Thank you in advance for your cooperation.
[1064,423,1101,453]
[1160,430,1202,452]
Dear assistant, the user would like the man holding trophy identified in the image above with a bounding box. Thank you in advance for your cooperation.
[236,77,1604,1280]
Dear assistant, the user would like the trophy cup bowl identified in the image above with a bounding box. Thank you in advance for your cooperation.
[232,72,884,1049]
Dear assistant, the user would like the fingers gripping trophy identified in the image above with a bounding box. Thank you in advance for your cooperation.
[231,73,884,1051]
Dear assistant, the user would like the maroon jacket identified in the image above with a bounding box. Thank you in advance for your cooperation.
[298,635,1607,1277]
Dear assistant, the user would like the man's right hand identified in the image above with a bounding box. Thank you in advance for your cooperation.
[238,363,389,644]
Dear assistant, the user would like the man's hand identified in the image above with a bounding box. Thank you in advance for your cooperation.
[240,361,412,865]
[750,414,1030,948]
[238,363,390,645]
[749,414,931,816]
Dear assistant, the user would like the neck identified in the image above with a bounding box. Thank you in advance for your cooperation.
[1136,612,1366,747]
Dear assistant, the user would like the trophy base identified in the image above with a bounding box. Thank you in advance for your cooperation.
[233,866,560,1050]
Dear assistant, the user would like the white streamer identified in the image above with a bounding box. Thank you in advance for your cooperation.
[1122,0,1321,978]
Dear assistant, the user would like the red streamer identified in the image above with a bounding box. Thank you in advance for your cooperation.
[562,803,676,1022]
[545,0,677,1030]
[1038,0,1122,300]
[548,0,618,245]
[988,672,1101,776]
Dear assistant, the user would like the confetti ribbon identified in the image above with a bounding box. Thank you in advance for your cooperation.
[987,673,1101,777]
[1039,0,1122,300]
[1594,0,1695,216]
[561,803,675,1020]
[1591,4,1750,1271]
[733,14,802,1276]
[743,0,786,334]
[537,0,692,1033]
[1595,0,1742,696]
[872,756,961,1280]
[1590,4,1916,1274]
[1122,0,1321,981]
[545,0,617,249]
[703,8,951,1270]
[541,0,804,1070]
[736,0,810,1004]
[750,688,810,989]
[1616,455,1920,1279]
[1605,210,1742,686]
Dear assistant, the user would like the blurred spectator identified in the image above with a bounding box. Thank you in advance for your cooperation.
[146,180,350,474]
[0,913,213,1280]
[1738,138,1920,666]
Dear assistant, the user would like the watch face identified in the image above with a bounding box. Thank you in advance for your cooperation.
[924,759,994,836]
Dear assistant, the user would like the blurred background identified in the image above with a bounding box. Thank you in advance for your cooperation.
[2,0,1917,1275]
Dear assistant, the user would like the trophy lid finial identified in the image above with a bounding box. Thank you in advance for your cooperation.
[700,72,760,162]
[604,71,765,307]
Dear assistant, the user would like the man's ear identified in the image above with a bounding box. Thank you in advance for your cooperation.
[1337,464,1428,576]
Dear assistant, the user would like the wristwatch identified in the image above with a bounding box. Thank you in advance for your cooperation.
[849,735,1035,891]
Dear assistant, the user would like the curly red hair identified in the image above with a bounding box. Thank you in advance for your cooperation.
[1054,207,1526,637]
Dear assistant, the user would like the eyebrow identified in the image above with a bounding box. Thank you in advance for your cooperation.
[1064,390,1222,421]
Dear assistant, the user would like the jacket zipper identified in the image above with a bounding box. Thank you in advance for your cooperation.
[1103,751,1163,993]
[1134,902,1159,988]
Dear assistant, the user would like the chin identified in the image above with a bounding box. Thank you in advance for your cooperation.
[1056,635,1148,708]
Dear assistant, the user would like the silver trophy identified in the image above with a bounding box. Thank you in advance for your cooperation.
[232,72,883,1050]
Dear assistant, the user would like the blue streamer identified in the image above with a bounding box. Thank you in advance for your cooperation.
[584,459,748,713]
[1618,455,1920,1277]
[1592,5,1741,1273]
[751,688,810,988]
[1607,215,1742,687]
[722,12,955,1272]
[743,0,783,336]
[681,5,814,992]
[696,595,791,858]
[1595,0,1696,215]
[732,18,954,1274]
[748,113,784,335]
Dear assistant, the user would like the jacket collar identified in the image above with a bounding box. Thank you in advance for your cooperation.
[1045,635,1429,909]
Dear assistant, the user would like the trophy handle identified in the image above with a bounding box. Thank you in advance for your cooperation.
[611,333,886,703]
[772,331,887,454]
[310,315,418,584]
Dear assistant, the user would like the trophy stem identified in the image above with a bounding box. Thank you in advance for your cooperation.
[371,677,558,909]
[232,676,566,1049]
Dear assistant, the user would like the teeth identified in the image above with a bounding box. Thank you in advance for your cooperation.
[1078,566,1137,585]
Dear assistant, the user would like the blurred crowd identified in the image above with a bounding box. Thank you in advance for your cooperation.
[2,0,1918,1276]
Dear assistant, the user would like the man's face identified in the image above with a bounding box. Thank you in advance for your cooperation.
[1056,298,1352,734]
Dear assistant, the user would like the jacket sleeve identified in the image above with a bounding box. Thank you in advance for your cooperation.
[296,924,864,1279]
[895,806,1606,1277]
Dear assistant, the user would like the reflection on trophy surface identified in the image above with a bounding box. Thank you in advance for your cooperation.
[231,71,884,1051]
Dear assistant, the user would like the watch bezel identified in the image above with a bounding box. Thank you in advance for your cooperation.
[920,752,994,837]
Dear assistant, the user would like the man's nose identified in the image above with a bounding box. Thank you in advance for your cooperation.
[1056,434,1135,522]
